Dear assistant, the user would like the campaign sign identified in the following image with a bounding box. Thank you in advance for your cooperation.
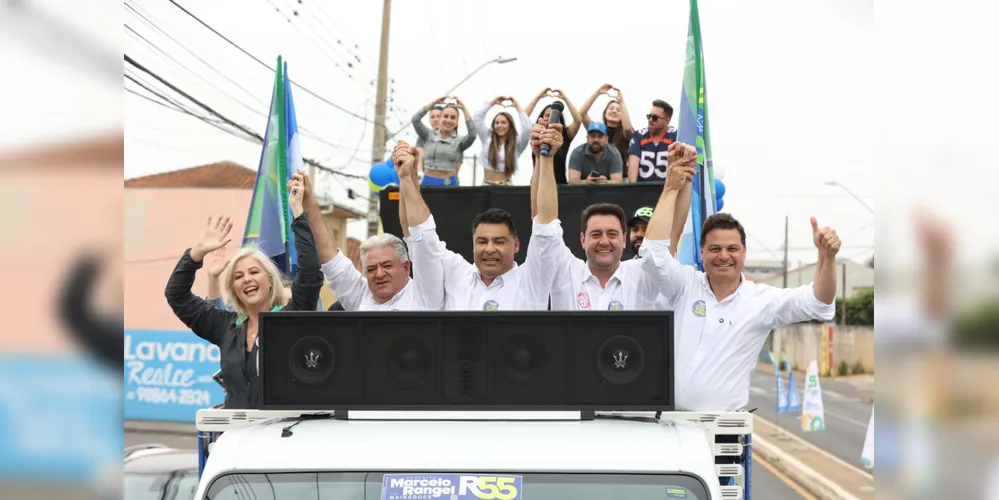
[124,329,225,422]
[0,355,120,482]
[382,474,523,500]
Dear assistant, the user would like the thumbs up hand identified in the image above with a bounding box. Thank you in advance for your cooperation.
[811,217,841,259]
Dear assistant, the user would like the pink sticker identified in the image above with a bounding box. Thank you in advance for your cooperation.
[577,292,591,309]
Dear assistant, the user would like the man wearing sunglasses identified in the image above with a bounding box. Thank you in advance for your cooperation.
[627,99,678,184]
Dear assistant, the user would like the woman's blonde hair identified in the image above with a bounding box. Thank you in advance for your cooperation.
[224,245,289,317]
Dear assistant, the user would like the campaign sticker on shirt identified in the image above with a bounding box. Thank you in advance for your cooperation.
[577,292,591,309]
[381,474,523,500]
[692,300,707,317]
[608,300,624,311]
[483,300,499,311]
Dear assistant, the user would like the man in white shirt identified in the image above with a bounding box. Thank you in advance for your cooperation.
[638,143,840,411]
[389,123,565,311]
[303,165,440,311]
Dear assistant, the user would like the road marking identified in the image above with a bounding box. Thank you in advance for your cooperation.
[753,453,817,499]
[754,413,875,481]
[824,389,847,400]
[825,409,869,428]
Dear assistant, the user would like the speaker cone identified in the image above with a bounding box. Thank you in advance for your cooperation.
[386,337,432,386]
[288,336,336,384]
[596,335,645,385]
[500,334,546,383]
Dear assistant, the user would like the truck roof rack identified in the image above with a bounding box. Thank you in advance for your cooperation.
[196,409,751,500]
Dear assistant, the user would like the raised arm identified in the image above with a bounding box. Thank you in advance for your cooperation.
[534,123,562,224]
[165,216,238,345]
[757,218,840,329]
[413,96,446,141]
[616,88,635,137]
[299,171,337,265]
[473,99,495,143]
[578,84,612,129]
[810,217,840,305]
[524,87,551,117]
[58,253,124,370]
[529,125,544,219]
[553,90,584,139]
[392,142,446,309]
[204,246,230,304]
[639,143,698,303]
[513,98,534,154]
[454,98,479,151]
[517,122,566,307]
[284,175,324,312]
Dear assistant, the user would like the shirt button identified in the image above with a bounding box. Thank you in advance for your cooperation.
[718,318,724,323]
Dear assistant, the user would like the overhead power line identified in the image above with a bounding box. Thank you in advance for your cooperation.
[163,0,383,129]
[125,53,366,180]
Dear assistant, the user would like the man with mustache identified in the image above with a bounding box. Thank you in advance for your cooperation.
[638,155,841,412]
[390,122,564,311]
[546,143,699,312]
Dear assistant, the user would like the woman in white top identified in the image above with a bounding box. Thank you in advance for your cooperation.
[472,96,533,185]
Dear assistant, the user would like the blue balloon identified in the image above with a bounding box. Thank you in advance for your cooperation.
[716,198,725,211]
[369,162,396,188]
[714,178,726,199]
[384,159,400,185]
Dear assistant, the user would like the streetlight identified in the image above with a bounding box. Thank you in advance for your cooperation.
[385,56,518,141]
[824,180,874,214]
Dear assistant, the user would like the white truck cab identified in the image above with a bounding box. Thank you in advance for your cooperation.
[194,410,752,500]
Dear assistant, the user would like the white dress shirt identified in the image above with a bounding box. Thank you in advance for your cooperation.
[408,215,563,310]
[319,247,443,311]
[639,238,835,411]
[549,247,663,311]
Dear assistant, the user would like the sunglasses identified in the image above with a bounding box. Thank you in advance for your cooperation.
[646,114,666,122]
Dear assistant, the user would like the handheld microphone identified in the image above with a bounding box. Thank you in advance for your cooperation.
[540,101,564,157]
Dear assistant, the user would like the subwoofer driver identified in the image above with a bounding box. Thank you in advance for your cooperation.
[596,335,645,385]
[288,336,336,384]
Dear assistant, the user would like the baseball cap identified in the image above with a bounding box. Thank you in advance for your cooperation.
[628,206,654,227]
[587,121,608,135]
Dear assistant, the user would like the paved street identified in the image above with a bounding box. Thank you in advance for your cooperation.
[748,370,873,467]
[126,421,812,499]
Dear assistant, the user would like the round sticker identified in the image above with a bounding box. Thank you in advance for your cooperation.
[692,300,707,317]
[608,301,624,311]
[483,300,499,311]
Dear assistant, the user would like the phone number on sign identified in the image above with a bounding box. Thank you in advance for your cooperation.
[134,387,212,406]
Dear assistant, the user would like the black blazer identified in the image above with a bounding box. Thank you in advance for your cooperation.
[164,212,323,409]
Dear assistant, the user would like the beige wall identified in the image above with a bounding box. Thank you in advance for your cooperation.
[125,188,356,329]
[771,323,875,375]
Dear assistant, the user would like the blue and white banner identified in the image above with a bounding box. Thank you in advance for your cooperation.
[124,329,225,422]
[0,355,120,482]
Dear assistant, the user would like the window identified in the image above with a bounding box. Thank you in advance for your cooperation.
[204,472,710,500]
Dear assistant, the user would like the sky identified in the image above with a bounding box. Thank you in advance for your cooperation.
[104,0,883,267]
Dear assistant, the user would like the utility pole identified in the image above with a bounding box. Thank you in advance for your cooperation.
[367,0,392,238]
[782,215,789,289]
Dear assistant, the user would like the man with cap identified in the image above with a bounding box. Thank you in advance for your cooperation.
[567,121,623,184]
[627,206,654,258]
[629,205,684,259]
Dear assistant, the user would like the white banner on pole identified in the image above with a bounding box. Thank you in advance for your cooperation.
[800,360,825,432]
